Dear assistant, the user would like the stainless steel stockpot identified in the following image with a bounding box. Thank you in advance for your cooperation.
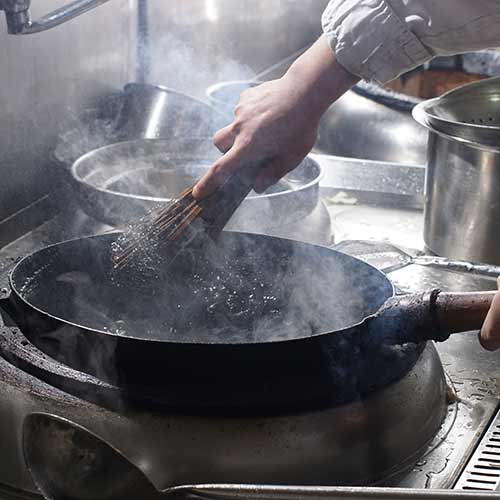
[413,103,500,265]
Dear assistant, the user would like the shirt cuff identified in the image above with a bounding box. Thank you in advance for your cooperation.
[322,0,433,83]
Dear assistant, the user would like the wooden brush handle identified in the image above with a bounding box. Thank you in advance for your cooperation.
[199,165,261,235]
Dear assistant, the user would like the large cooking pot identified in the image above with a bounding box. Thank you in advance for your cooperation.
[114,83,229,141]
[56,86,331,246]
[55,83,230,168]
[70,138,327,243]
[413,82,500,265]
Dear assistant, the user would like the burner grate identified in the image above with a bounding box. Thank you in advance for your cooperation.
[454,405,500,491]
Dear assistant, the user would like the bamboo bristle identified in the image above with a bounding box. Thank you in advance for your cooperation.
[112,186,204,269]
[168,205,202,240]
[112,169,252,269]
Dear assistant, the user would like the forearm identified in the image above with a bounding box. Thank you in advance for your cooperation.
[283,36,359,118]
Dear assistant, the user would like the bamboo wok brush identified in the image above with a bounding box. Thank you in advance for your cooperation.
[111,168,256,270]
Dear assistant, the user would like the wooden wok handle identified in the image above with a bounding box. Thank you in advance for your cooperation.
[367,289,497,345]
[435,291,496,334]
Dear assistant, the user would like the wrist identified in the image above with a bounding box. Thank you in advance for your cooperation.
[283,37,359,117]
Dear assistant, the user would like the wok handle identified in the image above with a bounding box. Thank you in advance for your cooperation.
[368,289,496,345]
[435,291,496,334]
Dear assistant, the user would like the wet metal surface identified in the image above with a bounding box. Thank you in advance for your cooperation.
[330,206,500,489]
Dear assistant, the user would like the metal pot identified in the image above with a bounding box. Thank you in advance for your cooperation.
[55,83,230,168]
[413,101,500,265]
[70,138,328,244]
[114,83,229,141]
[56,85,332,246]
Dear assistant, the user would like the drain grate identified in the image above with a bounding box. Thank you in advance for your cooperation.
[455,407,500,491]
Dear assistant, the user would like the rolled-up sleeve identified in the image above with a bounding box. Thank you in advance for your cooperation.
[322,0,500,83]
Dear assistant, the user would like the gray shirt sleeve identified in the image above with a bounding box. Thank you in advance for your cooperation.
[322,0,500,83]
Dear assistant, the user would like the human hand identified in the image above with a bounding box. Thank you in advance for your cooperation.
[194,76,321,197]
[479,277,500,350]
[192,36,358,199]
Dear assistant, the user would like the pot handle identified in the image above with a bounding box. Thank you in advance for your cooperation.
[368,289,496,345]
[435,291,496,334]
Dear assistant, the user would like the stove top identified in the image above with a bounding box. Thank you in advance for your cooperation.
[1,204,500,498]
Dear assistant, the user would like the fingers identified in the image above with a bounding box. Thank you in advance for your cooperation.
[194,149,305,199]
[479,277,500,351]
[193,123,241,199]
[192,146,245,199]
[213,124,237,154]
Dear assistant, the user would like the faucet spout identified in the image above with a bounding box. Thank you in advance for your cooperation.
[0,0,113,34]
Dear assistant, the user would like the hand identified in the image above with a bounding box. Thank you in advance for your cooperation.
[480,277,500,350]
[192,36,359,199]
[196,76,321,196]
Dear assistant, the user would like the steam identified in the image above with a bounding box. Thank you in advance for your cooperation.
[44,30,367,392]
[145,33,256,98]
[50,90,335,348]
[54,106,118,167]
[27,231,377,345]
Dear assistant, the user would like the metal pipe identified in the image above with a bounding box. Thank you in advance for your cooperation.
[136,0,150,82]
[0,0,113,34]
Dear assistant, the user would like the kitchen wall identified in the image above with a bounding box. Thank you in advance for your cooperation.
[0,0,136,223]
[0,0,328,227]
[145,0,329,98]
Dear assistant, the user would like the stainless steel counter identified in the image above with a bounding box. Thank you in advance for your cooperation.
[326,200,500,489]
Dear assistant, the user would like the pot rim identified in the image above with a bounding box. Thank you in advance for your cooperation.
[413,100,500,153]
[71,138,323,204]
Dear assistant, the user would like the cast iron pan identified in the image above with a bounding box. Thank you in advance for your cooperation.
[4,232,494,411]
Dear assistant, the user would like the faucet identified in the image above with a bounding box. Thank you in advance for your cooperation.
[0,0,113,34]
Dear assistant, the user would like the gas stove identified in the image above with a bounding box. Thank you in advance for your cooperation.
[1,201,500,499]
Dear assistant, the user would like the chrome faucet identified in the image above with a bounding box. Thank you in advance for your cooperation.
[0,0,113,34]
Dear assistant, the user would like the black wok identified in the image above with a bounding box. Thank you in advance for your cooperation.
[4,232,494,413]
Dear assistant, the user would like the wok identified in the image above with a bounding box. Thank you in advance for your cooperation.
[4,232,494,412]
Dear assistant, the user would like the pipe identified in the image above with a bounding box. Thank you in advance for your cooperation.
[0,0,113,34]
[136,0,150,82]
